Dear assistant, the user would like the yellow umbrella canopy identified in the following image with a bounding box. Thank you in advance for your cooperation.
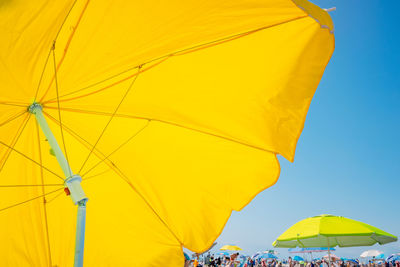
[0,0,334,266]
[220,245,243,251]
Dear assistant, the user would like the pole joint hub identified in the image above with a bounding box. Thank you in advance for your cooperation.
[28,102,42,114]
[65,175,88,205]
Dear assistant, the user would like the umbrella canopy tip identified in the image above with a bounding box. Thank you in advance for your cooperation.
[324,7,336,12]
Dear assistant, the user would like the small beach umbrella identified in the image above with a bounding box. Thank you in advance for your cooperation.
[273,215,397,266]
[360,250,384,258]
[0,1,335,266]
[220,245,243,251]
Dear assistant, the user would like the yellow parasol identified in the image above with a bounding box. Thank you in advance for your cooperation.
[0,0,334,266]
[220,245,243,251]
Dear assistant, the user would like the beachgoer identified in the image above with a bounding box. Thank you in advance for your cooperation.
[184,252,191,267]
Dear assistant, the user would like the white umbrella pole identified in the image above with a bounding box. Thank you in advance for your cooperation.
[30,103,88,267]
[327,241,332,267]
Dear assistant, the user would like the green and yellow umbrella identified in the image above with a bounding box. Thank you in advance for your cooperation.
[0,0,334,266]
[273,215,397,265]
[273,214,397,248]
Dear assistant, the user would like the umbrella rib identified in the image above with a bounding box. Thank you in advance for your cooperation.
[0,187,64,213]
[42,111,151,179]
[39,0,90,102]
[0,102,29,107]
[334,236,340,247]
[0,141,64,180]
[0,184,63,187]
[0,113,30,172]
[51,45,72,178]
[43,57,168,105]
[0,111,26,127]
[33,0,79,101]
[43,106,149,120]
[44,106,277,155]
[81,120,151,178]
[41,15,308,104]
[78,66,142,174]
[45,190,65,204]
[81,169,111,181]
[33,48,52,102]
[35,119,53,267]
[103,158,183,245]
[43,111,109,160]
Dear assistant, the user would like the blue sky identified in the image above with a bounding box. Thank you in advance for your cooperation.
[211,0,400,259]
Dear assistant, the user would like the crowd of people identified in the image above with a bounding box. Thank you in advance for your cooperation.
[183,253,400,267]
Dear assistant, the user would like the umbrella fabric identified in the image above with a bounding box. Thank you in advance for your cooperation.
[289,247,336,253]
[220,245,242,251]
[360,250,384,258]
[294,256,305,261]
[273,215,398,248]
[0,1,334,266]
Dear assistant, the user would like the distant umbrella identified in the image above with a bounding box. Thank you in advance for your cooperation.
[294,256,304,261]
[360,250,383,258]
[220,245,242,251]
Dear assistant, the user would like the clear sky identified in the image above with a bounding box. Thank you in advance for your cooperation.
[210,0,400,259]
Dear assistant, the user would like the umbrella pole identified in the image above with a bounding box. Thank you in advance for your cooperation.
[29,103,88,267]
[327,240,331,267]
